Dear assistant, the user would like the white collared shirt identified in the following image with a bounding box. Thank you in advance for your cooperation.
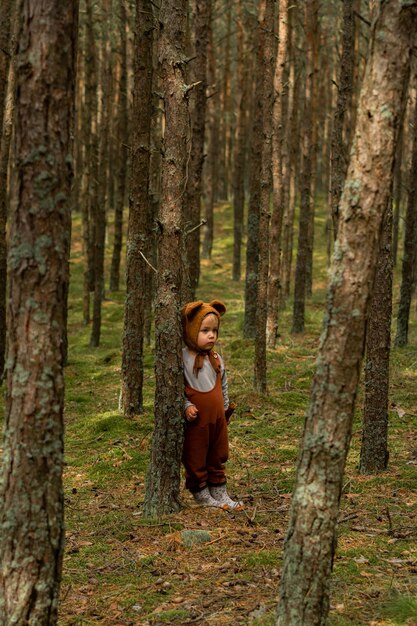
[183,347,229,410]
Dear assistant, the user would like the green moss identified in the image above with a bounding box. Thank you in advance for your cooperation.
[241,549,281,568]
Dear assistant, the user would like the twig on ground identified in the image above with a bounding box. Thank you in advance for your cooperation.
[60,584,72,603]
[351,526,386,534]
[342,479,352,493]
[337,513,359,524]
[252,506,289,513]
[392,526,417,539]
[206,536,227,546]
[386,506,393,535]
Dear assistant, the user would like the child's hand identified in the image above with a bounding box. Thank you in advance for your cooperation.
[185,405,198,422]
[225,402,237,424]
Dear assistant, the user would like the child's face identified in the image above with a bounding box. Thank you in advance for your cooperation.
[197,313,219,351]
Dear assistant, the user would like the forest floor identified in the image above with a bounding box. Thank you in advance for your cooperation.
[2,202,417,625]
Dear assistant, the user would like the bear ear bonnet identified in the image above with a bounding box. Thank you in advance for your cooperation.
[182,300,204,322]
[209,300,226,317]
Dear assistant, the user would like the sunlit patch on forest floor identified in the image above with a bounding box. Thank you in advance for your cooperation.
[1,203,416,625]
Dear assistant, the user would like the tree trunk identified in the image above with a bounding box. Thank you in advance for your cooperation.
[109,0,129,292]
[232,0,249,283]
[0,0,16,382]
[330,0,355,239]
[317,27,332,206]
[291,0,317,334]
[253,0,275,392]
[391,47,411,270]
[143,0,189,517]
[277,3,417,623]
[395,75,417,348]
[360,201,393,474]
[281,5,299,303]
[304,8,319,300]
[218,4,232,202]
[0,2,78,622]
[360,64,412,474]
[90,2,111,348]
[202,14,219,261]
[0,82,14,384]
[349,0,367,146]
[0,0,13,139]
[144,24,163,347]
[243,0,267,338]
[392,111,405,267]
[267,0,288,349]
[121,0,153,417]
[184,0,211,299]
[82,0,98,325]
[73,25,84,222]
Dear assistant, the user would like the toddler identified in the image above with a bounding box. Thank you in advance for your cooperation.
[181,299,242,510]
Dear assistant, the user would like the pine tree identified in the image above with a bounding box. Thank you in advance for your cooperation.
[0,2,79,620]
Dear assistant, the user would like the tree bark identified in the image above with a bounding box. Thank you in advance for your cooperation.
[90,3,111,348]
[392,109,405,267]
[281,5,299,303]
[253,0,275,392]
[304,5,319,300]
[82,0,98,325]
[202,14,219,261]
[218,4,232,202]
[360,64,411,474]
[109,0,129,292]
[121,0,153,416]
[0,1,78,622]
[291,0,317,334]
[360,201,393,474]
[391,46,411,269]
[267,0,288,349]
[232,0,249,283]
[317,26,332,209]
[277,3,417,623]
[145,19,162,346]
[184,0,211,299]
[0,0,16,381]
[0,0,13,139]
[243,0,267,338]
[330,0,355,239]
[143,0,189,517]
[0,11,16,384]
[395,74,417,348]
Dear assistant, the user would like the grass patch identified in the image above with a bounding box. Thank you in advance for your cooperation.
[381,594,417,623]
[241,549,282,568]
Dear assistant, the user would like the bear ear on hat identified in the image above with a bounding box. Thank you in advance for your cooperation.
[209,300,226,317]
[182,301,204,322]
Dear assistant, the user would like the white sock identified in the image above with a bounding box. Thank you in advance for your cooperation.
[193,486,225,508]
[209,484,244,510]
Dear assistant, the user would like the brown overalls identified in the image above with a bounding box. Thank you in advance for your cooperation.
[182,365,229,492]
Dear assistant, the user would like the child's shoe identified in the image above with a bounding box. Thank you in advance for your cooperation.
[193,486,224,508]
[209,483,244,510]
